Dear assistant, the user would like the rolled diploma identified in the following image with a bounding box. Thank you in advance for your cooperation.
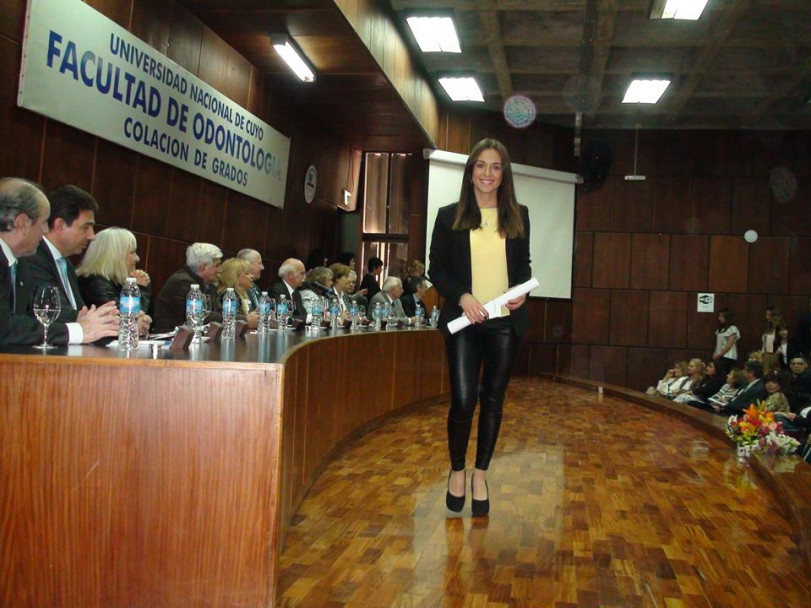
[446,277,540,335]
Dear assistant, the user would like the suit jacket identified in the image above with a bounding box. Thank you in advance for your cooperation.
[724,379,768,413]
[21,240,84,322]
[399,292,426,318]
[368,290,406,319]
[77,274,153,312]
[269,280,306,321]
[428,203,531,337]
[0,246,69,346]
[153,265,220,333]
[359,273,381,300]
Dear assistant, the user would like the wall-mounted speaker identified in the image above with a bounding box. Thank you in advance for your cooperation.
[580,140,612,192]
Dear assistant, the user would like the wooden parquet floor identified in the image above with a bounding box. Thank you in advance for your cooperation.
[277,378,810,607]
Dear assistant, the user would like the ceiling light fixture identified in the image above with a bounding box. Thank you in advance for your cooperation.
[438,76,484,102]
[271,34,315,82]
[622,79,671,104]
[649,0,709,21]
[406,15,461,53]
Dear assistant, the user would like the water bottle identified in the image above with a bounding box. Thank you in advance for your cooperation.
[221,287,238,340]
[186,283,204,333]
[414,305,424,328]
[118,277,140,350]
[276,295,289,328]
[373,301,383,331]
[430,306,439,328]
[258,291,273,335]
[329,299,340,330]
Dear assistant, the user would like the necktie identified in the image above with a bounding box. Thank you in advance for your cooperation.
[9,261,17,311]
[57,257,77,309]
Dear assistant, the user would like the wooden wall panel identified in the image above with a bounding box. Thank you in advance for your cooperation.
[571,288,610,345]
[614,180,653,233]
[575,180,614,232]
[573,232,594,288]
[92,141,137,228]
[166,170,204,244]
[41,121,96,191]
[790,238,811,295]
[528,344,558,375]
[609,290,648,347]
[732,178,771,236]
[626,348,668,392]
[198,28,231,91]
[221,194,270,255]
[630,233,670,290]
[524,300,546,344]
[131,157,172,236]
[592,233,631,288]
[85,0,133,29]
[771,178,811,237]
[727,293,769,356]
[564,345,590,379]
[708,236,749,293]
[748,237,790,295]
[130,0,171,53]
[668,235,708,291]
[545,300,573,344]
[142,237,188,296]
[714,131,754,177]
[225,49,253,108]
[648,291,688,349]
[693,178,732,235]
[686,291,727,352]
[589,346,627,386]
[653,177,692,234]
[167,3,204,74]
[0,0,25,42]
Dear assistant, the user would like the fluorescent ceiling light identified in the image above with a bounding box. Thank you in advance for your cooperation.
[622,79,671,104]
[271,35,315,82]
[438,76,484,102]
[406,16,461,53]
[650,0,709,20]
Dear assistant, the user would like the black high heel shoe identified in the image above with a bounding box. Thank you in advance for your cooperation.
[471,477,489,517]
[446,470,465,512]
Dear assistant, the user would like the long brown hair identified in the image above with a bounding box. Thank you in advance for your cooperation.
[452,138,525,238]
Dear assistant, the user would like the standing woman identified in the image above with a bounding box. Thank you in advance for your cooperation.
[429,138,531,517]
[712,308,740,375]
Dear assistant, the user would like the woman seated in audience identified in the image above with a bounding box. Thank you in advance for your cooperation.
[299,266,334,322]
[216,258,259,328]
[671,358,705,399]
[713,308,740,374]
[404,259,425,281]
[327,262,353,321]
[675,360,724,405]
[76,227,152,335]
[761,306,782,353]
[761,352,780,376]
[646,361,690,399]
[707,368,748,412]
[762,370,791,414]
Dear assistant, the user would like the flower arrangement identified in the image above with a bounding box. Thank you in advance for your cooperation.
[725,402,800,458]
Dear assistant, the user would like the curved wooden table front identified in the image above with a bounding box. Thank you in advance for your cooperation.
[0,328,449,607]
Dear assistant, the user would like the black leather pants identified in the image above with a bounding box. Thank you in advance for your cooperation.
[445,317,520,472]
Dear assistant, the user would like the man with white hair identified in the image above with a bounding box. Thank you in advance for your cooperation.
[153,242,223,332]
[0,177,119,345]
[270,257,306,322]
[368,276,407,320]
[237,248,264,310]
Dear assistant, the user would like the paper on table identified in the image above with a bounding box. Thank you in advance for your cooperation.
[446,277,539,335]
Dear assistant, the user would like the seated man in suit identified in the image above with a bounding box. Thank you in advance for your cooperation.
[153,242,223,332]
[368,276,407,320]
[0,178,118,346]
[788,355,811,406]
[22,185,97,322]
[718,360,767,414]
[237,248,264,311]
[400,276,428,319]
[269,258,306,322]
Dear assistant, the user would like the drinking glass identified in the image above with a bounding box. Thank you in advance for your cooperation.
[32,285,61,350]
[285,299,295,330]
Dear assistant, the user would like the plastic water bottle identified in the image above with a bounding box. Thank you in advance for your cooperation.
[186,283,204,331]
[276,295,289,328]
[118,277,140,350]
[258,291,273,335]
[329,299,340,330]
[430,306,439,328]
[414,305,424,328]
[373,301,383,331]
[221,287,238,340]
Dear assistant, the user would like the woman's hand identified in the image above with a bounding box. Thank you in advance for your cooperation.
[505,294,526,310]
[246,311,259,329]
[137,312,152,337]
[459,293,487,324]
[132,269,151,288]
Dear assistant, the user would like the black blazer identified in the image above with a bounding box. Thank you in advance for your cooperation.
[724,380,768,413]
[21,240,85,322]
[428,203,531,338]
[269,280,306,322]
[1,247,69,346]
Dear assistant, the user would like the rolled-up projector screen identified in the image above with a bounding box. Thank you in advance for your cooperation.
[425,149,577,299]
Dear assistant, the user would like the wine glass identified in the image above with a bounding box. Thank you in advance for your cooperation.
[285,298,295,330]
[32,285,61,350]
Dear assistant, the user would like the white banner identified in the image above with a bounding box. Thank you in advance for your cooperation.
[18,0,289,208]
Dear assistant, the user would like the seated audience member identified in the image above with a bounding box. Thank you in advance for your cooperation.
[404,259,425,280]
[336,252,357,272]
[236,248,264,310]
[788,355,811,408]
[762,370,791,414]
[345,269,367,309]
[675,360,723,405]
[368,276,407,320]
[400,276,428,319]
[270,258,307,322]
[0,177,118,345]
[360,256,383,300]
[717,360,767,414]
[700,368,747,411]
[153,242,223,332]
[24,185,98,323]
[747,350,763,363]
[672,358,704,398]
[76,227,152,336]
[327,262,354,320]
[761,306,782,353]
[216,258,259,329]
[761,352,780,376]
[298,266,334,322]
[645,361,689,399]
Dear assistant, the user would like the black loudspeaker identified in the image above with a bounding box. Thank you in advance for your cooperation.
[580,140,612,192]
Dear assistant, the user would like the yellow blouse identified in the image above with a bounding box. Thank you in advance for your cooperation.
[470,207,509,316]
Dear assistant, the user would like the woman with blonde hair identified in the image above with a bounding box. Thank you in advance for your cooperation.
[217,258,259,328]
[77,227,152,335]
